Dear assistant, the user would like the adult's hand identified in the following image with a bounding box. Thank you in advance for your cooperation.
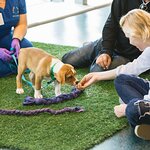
[96,54,111,70]
[11,38,20,58]
[0,48,13,62]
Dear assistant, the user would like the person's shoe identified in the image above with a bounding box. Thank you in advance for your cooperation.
[135,124,150,140]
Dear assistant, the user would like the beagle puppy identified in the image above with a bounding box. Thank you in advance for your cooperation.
[16,47,78,98]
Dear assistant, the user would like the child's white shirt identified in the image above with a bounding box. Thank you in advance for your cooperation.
[116,47,150,100]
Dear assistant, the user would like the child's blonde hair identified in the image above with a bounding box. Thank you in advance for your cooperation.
[120,9,150,41]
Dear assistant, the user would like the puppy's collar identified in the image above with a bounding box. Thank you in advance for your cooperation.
[44,59,64,87]
[50,63,56,82]
[43,63,57,86]
[49,60,64,84]
[52,60,64,73]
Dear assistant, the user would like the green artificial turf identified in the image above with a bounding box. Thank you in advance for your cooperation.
[0,42,128,150]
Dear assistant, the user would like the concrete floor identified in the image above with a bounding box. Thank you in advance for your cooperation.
[25,5,150,150]
[91,127,150,150]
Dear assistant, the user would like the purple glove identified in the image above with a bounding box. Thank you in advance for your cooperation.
[11,38,20,58]
[0,48,13,62]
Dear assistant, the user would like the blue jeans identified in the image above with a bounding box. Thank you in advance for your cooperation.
[62,39,130,72]
[0,33,33,77]
[114,74,150,127]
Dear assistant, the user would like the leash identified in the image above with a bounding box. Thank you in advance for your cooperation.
[10,47,33,87]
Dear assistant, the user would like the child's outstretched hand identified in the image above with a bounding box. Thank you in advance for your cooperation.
[77,72,100,90]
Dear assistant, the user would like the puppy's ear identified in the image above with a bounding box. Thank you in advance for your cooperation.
[55,71,66,85]
[55,64,74,85]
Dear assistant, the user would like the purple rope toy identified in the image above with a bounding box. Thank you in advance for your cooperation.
[0,88,85,116]
[0,107,84,116]
[23,87,83,105]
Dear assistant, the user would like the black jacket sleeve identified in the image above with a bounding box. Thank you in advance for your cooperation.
[100,0,128,57]
[99,0,145,61]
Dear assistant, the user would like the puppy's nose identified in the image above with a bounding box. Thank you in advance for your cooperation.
[75,80,79,85]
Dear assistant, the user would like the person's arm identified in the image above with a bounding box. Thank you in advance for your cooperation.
[116,48,150,76]
[13,14,27,40]
[96,0,128,69]
[100,0,122,56]
[78,47,150,89]
[77,69,117,89]
[11,14,27,58]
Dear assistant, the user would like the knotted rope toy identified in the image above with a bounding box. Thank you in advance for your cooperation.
[0,107,84,116]
[0,88,84,116]
[23,87,83,105]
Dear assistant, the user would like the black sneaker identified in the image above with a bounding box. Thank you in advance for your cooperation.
[134,100,150,117]
[135,124,150,140]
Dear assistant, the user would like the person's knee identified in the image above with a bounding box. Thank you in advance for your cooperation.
[90,63,104,72]
[62,52,72,63]
[61,53,68,63]
[110,56,130,69]
[62,52,78,67]
[0,60,16,77]
[114,74,131,88]
[114,74,125,86]
[62,45,94,68]
[20,38,33,48]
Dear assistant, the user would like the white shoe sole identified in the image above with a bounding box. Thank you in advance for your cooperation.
[135,124,150,140]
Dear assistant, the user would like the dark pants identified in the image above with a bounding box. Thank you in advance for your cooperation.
[0,33,33,77]
[62,39,130,72]
[114,74,150,127]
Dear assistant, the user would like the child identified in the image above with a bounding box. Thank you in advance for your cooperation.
[77,9,150,140]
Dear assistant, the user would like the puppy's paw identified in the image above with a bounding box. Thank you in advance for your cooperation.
[16,88,24,94]
[34,94,43,98]
[55,92,61,96]
[34,90,43,98]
